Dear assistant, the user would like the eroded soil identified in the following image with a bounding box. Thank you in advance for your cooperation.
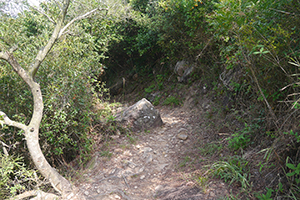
[76,98,232,200]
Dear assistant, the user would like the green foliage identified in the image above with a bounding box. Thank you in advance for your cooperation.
[0,153,38,199]
[156,74,165,90]
[179,156,191,168]
[100,151,113,158]
[283,157,300,198]
[145,84,156,93]
[198,143,223,156]
[284,130,300,143]
[206,0,299,110]
[153,96,161,106]
[155,0,213,59]
[211,156,250,188]
[163,96,180,106]
[227,123,254,151]
[0,1,112,165]
[256,188,273,200]
[286,161,300,185]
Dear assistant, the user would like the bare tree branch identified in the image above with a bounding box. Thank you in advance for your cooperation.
[8,190,59,200]
[0,111,27,131]
[0,51,34,86]
[30,6,56,24]
[58,8,107,38]
[29,0,71,78]
[0,51,7,59]
[0,140,9,156]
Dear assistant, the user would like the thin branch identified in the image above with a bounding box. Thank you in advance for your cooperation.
[249,64,278,126]
[30,6,56,24]
[0,51,33,87]
[287,92,300,97]
[9,190,59,200]
[270,8,300,16]
[58,8,107,38]
[0,111,27,131]
[0,140,9,156]
[29,0,71,78]
[53,0,62,11]
[195,35,214,61]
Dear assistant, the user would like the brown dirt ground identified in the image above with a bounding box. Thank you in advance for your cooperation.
[74,91,236,200]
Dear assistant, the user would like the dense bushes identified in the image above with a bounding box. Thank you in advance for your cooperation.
[101,0,300,197]
[0,1,110,165]
[1,0,300,198]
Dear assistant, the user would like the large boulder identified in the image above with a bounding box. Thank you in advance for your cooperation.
[115,98,163,131]
[174,60,195,83]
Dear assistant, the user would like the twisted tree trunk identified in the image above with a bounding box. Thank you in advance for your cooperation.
[0,1,105,199]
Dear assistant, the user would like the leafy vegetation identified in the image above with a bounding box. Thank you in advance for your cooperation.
[0,153,38,199]
[1,0,300,198]
[211,156,250,189]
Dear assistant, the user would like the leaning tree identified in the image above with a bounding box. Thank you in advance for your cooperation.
[0,0,107,199]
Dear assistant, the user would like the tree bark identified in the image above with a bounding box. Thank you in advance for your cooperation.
[0,0,105,199]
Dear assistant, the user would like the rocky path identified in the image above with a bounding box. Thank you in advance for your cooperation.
[77,106,230,200]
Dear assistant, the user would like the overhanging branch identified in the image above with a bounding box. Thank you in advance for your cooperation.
[58,8,107,38]
[0,51,34,86]
[9,190,59,200]
[30,6,56,24]
[29,0,71,78]
[0,111,27,131]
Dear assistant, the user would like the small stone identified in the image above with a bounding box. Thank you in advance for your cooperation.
[138,167,145,173]
[134,186,138,189]
[158,130,164,135]
[128,161,136,168]
[177,133,188,140]
[84,191,89,196]
[140,175,146,179]
[114,195,121,199]
[155,185,163,191]
[156,163,168,171]
[143,147,153,153]
[146,154,153,164]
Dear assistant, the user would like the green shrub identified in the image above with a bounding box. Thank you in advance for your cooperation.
[0,4,110,165]
[211,156,250,188]
[285,157,300,198]
[227,123,258,151]
[163,96,180,106]
[0,153,38,199]
[256,188,273,200]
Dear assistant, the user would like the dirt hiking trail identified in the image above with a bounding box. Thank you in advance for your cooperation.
[77,101,232,200]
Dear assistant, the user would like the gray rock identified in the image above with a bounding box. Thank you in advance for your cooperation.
[115,98,163,131]
[143,147,153,153]
[146,154,153,164]
[174,60,195,83]
[140,175,146,180]
[176,128,188,140]
[177,133,188,140]
[156,163,168,171]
